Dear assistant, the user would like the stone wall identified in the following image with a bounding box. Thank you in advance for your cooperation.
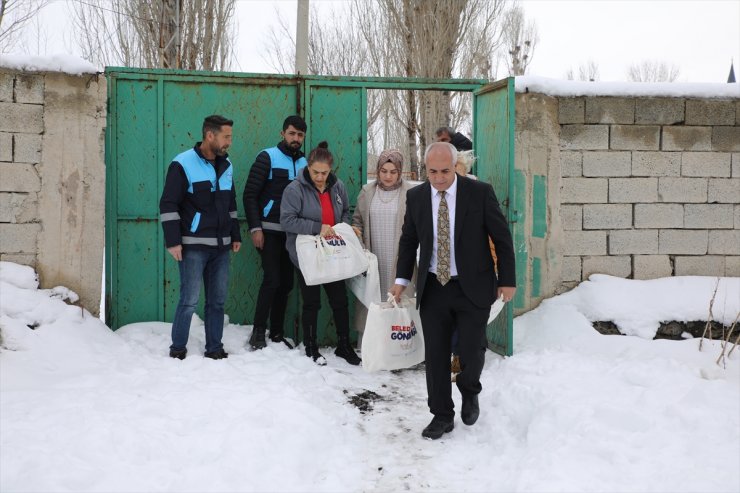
[554,95,739,293]
[0,68,106,315]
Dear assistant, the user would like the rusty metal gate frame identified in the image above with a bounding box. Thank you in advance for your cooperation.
[105,68,518,354]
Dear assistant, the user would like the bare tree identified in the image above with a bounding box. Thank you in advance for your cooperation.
[566,60,600,81]
[70,0,236,70]
[356,0,506,174]
[627,60,681,82]
[263,0,511,177]
[263,4,368,76]
[18,9,48,55]
[500,3,538,76]
[0,0,49,53]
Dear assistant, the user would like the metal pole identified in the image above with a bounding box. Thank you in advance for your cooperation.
[175,0,181,69]
[295,0,309,75]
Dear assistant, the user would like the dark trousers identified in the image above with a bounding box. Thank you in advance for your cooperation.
[297,271,350,347]
[253,232,294,334]
[419,274,488,421]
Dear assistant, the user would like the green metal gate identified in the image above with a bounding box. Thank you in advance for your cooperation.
[474,79,521,356]
[105,68,521,354]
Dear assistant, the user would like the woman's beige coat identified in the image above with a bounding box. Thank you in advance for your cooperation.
[352,180,417,339]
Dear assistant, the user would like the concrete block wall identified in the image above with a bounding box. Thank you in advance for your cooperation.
[0,69,106,315]
[557,96,739,291]
[0,72,44,267]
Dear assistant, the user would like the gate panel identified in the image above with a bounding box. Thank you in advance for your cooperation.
[107,70,302,336]
[107,78,162,328]
[473,78,519,356]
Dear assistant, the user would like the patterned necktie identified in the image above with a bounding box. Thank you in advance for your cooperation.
[437,190,451,286]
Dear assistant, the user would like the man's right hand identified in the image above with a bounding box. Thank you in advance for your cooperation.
[389,283,406,303]
[167,245,183,261]
[251,230,264,250]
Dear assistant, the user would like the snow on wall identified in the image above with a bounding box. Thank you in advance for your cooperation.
[0,54,99,75]
[516,75,740,99]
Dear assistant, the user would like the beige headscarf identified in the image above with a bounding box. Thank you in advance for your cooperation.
[376,149,404,191]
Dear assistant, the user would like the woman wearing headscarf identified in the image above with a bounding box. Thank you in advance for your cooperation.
[352,149,417,347]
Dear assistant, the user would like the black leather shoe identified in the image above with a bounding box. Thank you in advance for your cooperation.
[305,345,327,366]
[269,333,294,349]
[249,327,267,350]
[169,348,187,360]
[421,417,454,439]
[461,394,480,426]
[335,342,361,366]
[204,349,229,360]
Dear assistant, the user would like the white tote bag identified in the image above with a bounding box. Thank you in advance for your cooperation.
[361,296,425,372]
[346,250,381,308]
[296,222,369,286]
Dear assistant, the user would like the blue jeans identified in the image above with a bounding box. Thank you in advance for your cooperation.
[170,248,230,353]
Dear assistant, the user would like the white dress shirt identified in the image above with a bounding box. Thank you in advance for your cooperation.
[395,175,458,286]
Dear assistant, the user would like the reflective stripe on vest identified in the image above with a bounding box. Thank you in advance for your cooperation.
[182,236,232,246]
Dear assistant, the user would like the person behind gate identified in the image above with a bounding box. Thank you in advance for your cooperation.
[243,115,308,350]
[389,142,516,439]
[159,115,242,360]
[280,142,362,367]
[435,126,473,151]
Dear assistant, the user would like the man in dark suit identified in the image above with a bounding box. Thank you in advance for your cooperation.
[390,142,516,440]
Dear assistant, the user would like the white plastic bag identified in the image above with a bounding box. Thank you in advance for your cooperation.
[346,250,381,308]
[361,296,425,372]
[488,295,506,324]
[296,223,369,286]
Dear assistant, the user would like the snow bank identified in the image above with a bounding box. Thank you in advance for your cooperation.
[541,274,740,339]
[1,262,738,493]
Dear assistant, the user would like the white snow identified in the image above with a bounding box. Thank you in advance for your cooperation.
[0,53,99,75]
[1,261,738,492]
[2,53,738,99]
[516,75,740,98]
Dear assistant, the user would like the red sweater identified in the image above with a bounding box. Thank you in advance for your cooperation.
[318,190,335,226]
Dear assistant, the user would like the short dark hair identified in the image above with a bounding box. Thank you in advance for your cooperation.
[283,115,307,132]
[202,115,233,138]
[435,126,455,137]
[307,141,333,166]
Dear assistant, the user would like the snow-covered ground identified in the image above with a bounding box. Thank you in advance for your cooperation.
[1,261,738,493]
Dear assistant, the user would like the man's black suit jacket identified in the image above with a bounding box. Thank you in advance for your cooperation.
[396,176,516,309]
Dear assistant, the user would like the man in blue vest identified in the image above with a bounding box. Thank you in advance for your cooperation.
[159,115,242,360]
[243,115,308,349]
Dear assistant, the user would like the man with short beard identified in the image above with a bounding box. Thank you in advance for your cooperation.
[160,115,242,360]
[243,115,308,350]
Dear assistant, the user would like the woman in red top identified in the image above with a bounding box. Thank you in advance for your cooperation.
[280,142,361,366]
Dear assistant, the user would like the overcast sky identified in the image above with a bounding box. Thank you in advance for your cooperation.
[30,0,740,83]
